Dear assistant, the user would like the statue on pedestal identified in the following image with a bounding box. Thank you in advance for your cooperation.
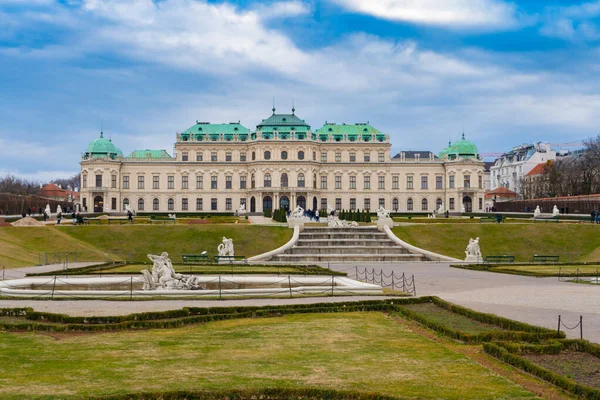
[375,206,391,220]
[552,205,560,217]
[534,206,541,218]
[217,237,234,256]
[141,252,203,290]
[464,237,482,263]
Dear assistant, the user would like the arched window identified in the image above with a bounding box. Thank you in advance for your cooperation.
[264,173,271,187]
[281,151,288,160]
[153,198,159,211]
[421,198,428,211]
[297,173,305,187]
[123,198,129,211]
[264,151,271,160]
[137,198,144,211]
[280,173,288,188]
[436,198,443,210]
[298,151,304,160]
[252,151,256,161]
[393,198,399,211]
[407,198,413,211]
[168,198,174,211]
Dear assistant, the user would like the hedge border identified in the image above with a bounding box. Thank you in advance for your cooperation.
[89,387,399,400]
[450,263,600,278]
[483,342,600,399]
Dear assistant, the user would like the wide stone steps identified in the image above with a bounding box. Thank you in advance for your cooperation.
[270,226,428,263]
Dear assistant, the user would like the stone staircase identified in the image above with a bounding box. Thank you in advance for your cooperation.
[270,226,428,263]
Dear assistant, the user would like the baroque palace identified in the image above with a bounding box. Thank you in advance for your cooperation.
[80,108,485,214]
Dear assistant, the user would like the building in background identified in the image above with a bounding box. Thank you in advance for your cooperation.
[490,142,556,196]
[80,109,485,214]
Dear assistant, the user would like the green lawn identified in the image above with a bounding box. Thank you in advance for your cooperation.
[0,312,536,400]
[393,224,600,262]
[400,303,499,334]
[493,264,600,277]
[81,263,338,275]
[0,225,293,268]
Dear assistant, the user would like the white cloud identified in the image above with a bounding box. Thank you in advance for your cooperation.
[330,0,520,29]
[254,1,311,20]
[541,1,600,41]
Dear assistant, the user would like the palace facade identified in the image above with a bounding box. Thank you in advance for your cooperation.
[80,108,485,214]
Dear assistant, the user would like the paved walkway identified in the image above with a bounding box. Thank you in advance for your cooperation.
[1,262,598,343]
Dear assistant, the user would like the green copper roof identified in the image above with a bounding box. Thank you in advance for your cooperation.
[257,110,310,128]
[84,132,123,159]
[180,122,250,141]
[440,134,480,159]
[314,123,386,142]
[126,150,172,159]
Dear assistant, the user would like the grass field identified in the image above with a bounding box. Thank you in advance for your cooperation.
[492,264,600,276]
[0,225,293,268]
[0,312,537,400]
[393,224,600,262]
[400,303,500,334]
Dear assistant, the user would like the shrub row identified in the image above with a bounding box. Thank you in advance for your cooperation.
[483,342,600,400]
[494,339,600,358]
[90,387,398,400]
[271,208,287,223]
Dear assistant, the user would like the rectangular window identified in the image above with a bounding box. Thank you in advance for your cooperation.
[182,152,188,161]
[421,176,428,190]
[82,175,87,189]
[240,152,246,162]
[111,198,117,210]
[321,176,327,189]
[211,198,217,211]
[478,198,483,210]
[364,198,371,210]
[335,176,342,189]
[226,152,232,162]
[436,176,442,189]
[95,174,102,188]
[196,176,203,189]
[123,176,129,189]
[449,176,455,189]
[335,152,341,162]
[349,176,356,189]
[211,176,218,189]
[182,198,188,211]
[364,175,370,189]
[392,176,399,189]
[364,152,370,162]
[137,176,144,189]
[378,176,385,189]
[350,198,356,210]
[335,198,342,211]
[378,152,385,162]
[321,198,327,211]
[111,175,116,188]
[211,152,217,162]
[226,198,232,210]
[350,152,356,162]
[321,152,327,162]
[240,176,246,189]
[407,176,413,189]
[478,176,483,189]
[196,198,203,211]
[153,176,159,189]
[226,176,232,189]
[182,176,188,189]
[464,175,471,188]
[450,198,455,210]
[196,152,203,161]
[168,176,174,189]
[379,198,385,208]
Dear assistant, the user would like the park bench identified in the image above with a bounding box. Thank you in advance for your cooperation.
[480,216,504,223]
[181,254,210,264]
[530,255,560,264]
[483,255,515,264]
[214,255,247,264]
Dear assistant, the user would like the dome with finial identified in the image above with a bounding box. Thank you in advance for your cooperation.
[440,133,480,160]
[84,132,123,160]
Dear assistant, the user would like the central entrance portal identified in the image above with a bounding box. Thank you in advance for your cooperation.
[93,196,104,213]
[280,196,289,210]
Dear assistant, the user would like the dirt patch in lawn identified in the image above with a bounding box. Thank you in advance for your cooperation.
[524,351,600,389]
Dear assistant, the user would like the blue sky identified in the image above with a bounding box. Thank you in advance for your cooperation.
[1,0,600,180]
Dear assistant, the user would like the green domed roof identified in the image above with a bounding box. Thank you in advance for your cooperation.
[439,134,480,160]
[84,132,123,160]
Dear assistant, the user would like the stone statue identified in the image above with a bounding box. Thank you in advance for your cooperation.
[552,205,560,217]
[289,205,304,219]
[45,204,51,216]
[534,206,541,218]
[375,206,391,220]
[168,213,176,219]
[238,203,246,214]
[141,252,203,290]
[56,205,62,215]
[125,204,132,213]
[217,237,234,256]
[328,219,358,228]
[460,204,466,213]
[327,204,335,215]
[464,237,482,263]
[437,204,444,215]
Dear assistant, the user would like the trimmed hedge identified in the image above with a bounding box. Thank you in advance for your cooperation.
[483,342,600,399]
[90,387,398,400]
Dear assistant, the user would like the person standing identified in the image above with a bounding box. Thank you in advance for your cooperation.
[71,211,76,225]
[591,210,597,224]
[56,210,62,225]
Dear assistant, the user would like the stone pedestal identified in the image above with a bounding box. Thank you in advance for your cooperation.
[464,255,483,263]
[287,218,306,228]
[376,218,394,230]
